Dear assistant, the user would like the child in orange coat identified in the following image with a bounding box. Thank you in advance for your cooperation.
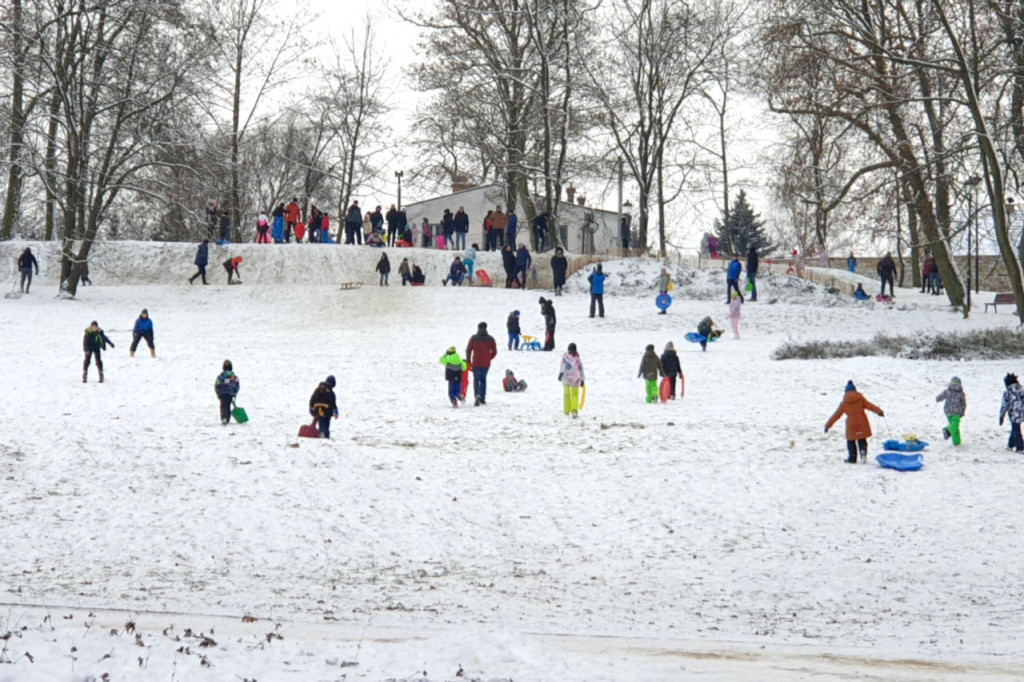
[825,380,884,463]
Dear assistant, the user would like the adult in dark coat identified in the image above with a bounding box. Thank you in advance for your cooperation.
[515,244,532,289]
[877,252,897,297]
[82,320,115,383]
[501,244,516,288]
[218,210,231,242]
[550,247,568,295]
[539,297,557,351]
[309,375,339,439]
[17,247,39,293]
[533,213,549,250]
[465,322,498,406]
[345,201,363,245]
[453,207,469,251]
[746,247,759,301]
[189,240,209,285]
[442,209,455,248]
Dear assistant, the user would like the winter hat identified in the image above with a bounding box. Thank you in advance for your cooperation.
[597,264,603,272]
[538,297,546,304]
[447,346,456,354]
[1005,373,1019,387]
[665,341,675,351]
[223,360,233,371]
[141,309,149,316]
[732,292,740,299]
[90,320,98,327]
[568,342,577,352]
[478,322,487,330]
[326,375,336,388]
[505,369,514,376]
[949,376,961,386]
[646,344,655,351]
[845,380,856,392]
[513,310,520,316]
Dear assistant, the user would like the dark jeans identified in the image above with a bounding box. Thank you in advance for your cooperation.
[846,439,868,462]
[285,222,294,242]
[880,275,894,297]
[219,394,233,423]
[454,232,466,249]
[1010,422,1024,452]
[19,268,32,292]
[508,333,520,350]
[544,323,555,351]
[189,265,207,284]
[505,269,515,287]
[83,349,103,373]
[130,332,154,352]
[388,226,399,245]
[448,380,461,404]
[666,375,677,398]
[317,415,332,438]
[401,273,412,285]
[486,231,497,251]
[472,366,489,399]
[727,278,743,303]
[589,294,604,317]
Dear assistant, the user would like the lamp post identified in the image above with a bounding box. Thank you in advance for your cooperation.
[965,175,982,310]
[395,170,404,209]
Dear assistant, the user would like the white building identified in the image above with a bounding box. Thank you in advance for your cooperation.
[402,184,622,254]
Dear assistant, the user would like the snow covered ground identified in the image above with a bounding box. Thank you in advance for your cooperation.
[3,245,1024,681]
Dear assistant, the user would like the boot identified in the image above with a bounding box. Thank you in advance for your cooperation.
[82,372,87,383]
[943,427,950,441]
[130,350,135,357]
[150,349,156,358]
[99,372,104,383]
[859,443,868,463]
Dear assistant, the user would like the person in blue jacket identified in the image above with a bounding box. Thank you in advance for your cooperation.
[443,256,467,286]
[507,310,521,350]
[847,251,857,274]
[588,263,607,318]
[726,255,743,303]
[506,209,518,246]
[515,244,532,289]
[189,239,209,284]
[130,309,155,357]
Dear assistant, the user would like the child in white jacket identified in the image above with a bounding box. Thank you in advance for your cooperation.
[729,292,742,339]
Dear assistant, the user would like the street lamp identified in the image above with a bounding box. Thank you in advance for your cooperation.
[395,170,404,209]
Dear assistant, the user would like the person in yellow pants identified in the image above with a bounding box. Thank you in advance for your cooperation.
[558,342,585,417]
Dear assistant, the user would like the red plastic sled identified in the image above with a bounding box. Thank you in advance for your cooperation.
[298,418,319,438]
[659,377,671,402]
[295,222,306,241]
[460,359,472,399]
[475,269,493,287]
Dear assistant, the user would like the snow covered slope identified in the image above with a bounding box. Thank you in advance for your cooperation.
[2,242,1023,681]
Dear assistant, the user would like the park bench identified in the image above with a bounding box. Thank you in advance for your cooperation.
[985,292,1017,313]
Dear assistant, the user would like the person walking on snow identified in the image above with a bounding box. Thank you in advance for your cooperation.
[82,321,115,383]
[502,244,516,287]
[507,310,521,350]
[398,258,412,285]
[214,360,239,425]
[466,322,498,406]
[729,292,743,339]
[697,315,717,351]
[588,264,607,317]
[440,347,467,407]
[309,375,339,438]
[935,376,966,445]
[559,342,585,417]
[657,267,671,314]
[877,252,897,298]
[189,240,209,284]
[638,344,663,404]
[515,243,532,289]
[726,255,743,303]
[17,247,38,293]
[746,247,759,301]
[825,380,885,463]
[660,342,682,399]
[999,373,1024,452]
[130,309,155,357]
[539,296,557,350]
[376,252,391,286]
[551,247,568,295]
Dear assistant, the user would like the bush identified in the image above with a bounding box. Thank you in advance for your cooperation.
[773,328,1024,361]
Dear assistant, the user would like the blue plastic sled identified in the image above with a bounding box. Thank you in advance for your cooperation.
[684,332,718,344]
[656,294,672,311]
[883,439,928,452]
[876,453,924,471]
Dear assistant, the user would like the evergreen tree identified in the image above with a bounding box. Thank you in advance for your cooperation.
[714,190,775,256]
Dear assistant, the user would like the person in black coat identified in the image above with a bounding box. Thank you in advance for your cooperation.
[442,209,455,248]
[453,207,469,251]
[309,375,339,439]
[501,244,516,288]
[877,252,896,297]
[82,320,115,383]
[218,210,231,242]
[746,247,759,301]
[539,297,556,351]
[550,247,568,296]
[17,247,39,293]
[533,212,549,251]
[189,240,209,284]
[660,341,682,399]
[345,201,363,245]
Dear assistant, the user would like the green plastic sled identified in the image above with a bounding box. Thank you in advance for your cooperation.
[231,401,249,424]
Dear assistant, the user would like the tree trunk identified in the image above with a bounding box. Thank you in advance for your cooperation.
[1,0,25,240]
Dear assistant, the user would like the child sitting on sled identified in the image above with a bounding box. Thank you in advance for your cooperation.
[503,369,527,392]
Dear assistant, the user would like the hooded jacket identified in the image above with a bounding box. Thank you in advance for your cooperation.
[195,242,209,267]
[727,259,742,280]
[439,350,467,381]
[309,382,338,417]
[466,330,498,369]
[935,380,966,416]
[588,269,607,295]
[214,370,239,397]
[826,390,883,440]
[560,352,585,387]
[638,349,662,381]
[1000,383,1024,423]
[83,326,114,352]
[507,313,521,335]
[746,249,759,276]
[551,254,568,285]
[660,348,681,378]
[346,205,362,227]
[453,211,469,233]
